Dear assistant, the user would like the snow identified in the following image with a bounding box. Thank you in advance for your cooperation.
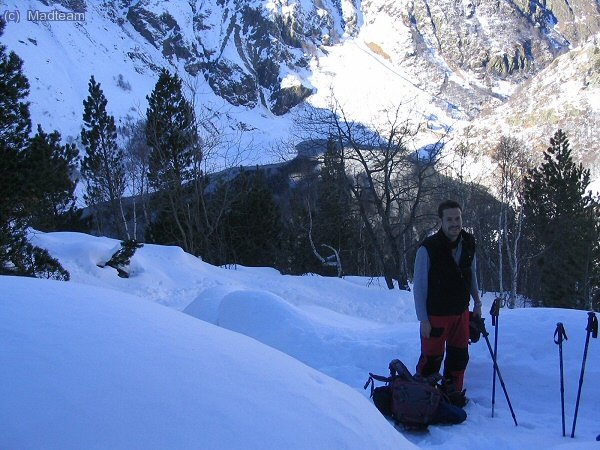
[2,0,598,193]
[0,0,164,139]
[0,0,296,166]
[589,178,600,196]
[0,0,469,166]
[305,35,468,155]
[1,231,599,449]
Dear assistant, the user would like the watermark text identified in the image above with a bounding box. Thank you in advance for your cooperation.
[3,9,86,23]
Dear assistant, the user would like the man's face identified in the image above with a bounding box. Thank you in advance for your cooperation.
[441,207,462,241]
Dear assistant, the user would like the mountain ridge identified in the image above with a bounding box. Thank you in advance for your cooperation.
[2,0,599,179]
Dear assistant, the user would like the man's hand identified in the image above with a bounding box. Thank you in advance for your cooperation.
[420,320,431,338]
[473,303,482,318]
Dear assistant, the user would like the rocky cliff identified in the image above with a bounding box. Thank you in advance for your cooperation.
[3,0,600,176]
[42,0,599,118]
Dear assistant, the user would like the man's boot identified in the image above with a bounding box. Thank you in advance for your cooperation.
[442,379,468,408]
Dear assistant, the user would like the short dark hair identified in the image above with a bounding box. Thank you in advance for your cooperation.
[438,200,462,218]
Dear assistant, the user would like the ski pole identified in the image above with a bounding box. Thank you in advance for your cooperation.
[571,311,598,438]
[490,298,501,418]
[475,317,518,426]
[553,322,568,437]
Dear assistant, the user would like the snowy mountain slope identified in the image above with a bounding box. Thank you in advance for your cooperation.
[1,0,599,171]
[3,230,600,449]
[0,0,301,164]
[0,1,165,136]
[468,37,600,180]
[0,275,413,450]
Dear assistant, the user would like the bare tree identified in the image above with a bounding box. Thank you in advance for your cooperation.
[491,135,531,307]
[306,198,343,277]
[183,74,260,263]
[445,128,502,295]
[120,118,151,241]
[296,100,444,289]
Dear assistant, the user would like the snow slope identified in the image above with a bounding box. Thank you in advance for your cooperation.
[1,276,411,450]
[0,0,463,160]
[2,230,600,449]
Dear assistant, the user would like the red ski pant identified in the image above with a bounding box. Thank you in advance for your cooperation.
[416,310,470,391]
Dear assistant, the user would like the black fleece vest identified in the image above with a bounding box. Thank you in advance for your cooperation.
[421,229,475,316]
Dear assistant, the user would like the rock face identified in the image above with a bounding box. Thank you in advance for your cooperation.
[65,0,599,118]
[110,0,360,115]
[11,0,600,173]
[60,0,600,117]
[471,38,600,179]
[360,0,600,117]
[355,0,600,171]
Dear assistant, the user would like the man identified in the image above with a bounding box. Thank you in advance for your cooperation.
[413,200,482,407]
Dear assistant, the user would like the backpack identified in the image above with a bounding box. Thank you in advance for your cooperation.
[364,359,443,429]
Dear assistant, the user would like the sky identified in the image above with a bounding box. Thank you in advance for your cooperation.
[1,230,599,449]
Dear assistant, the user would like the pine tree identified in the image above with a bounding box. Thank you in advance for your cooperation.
[100,239,144,278]
[0,20,69,280]
[145,69,200,253]
[223,169,282,267]
[146,69,197,190]
[80,75,127,237]
[25,125,79,231]
[0,19,31,225]
[312,138,356,275]
[523,129,596,308]
[279,189,319,275]
[4,235,70,280]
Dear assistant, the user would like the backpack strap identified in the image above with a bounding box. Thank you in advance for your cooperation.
[363,373,393,397]
[389,359,413,380]
[370,373,393,383]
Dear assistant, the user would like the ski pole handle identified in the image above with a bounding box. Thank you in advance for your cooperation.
[554,323,567,345]
[586,312,598,338]
[490,298,501,326]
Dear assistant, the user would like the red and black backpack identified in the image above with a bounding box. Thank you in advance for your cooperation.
[364,359,443,429]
